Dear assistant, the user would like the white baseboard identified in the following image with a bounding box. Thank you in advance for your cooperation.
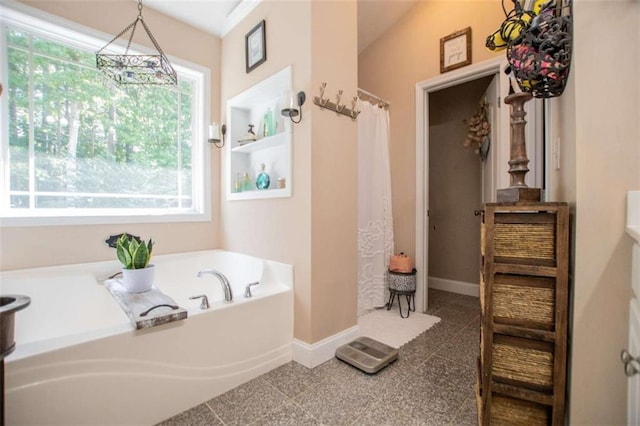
[429,276,479,297]
[292,325,360,368]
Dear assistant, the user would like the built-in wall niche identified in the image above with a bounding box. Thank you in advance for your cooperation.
[226,66,293,200]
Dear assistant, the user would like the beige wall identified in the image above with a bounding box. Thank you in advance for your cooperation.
[564,1,640,423]
[358,0,503,262]
[360,0,640,422]
[310,0,358,342]
[220,0,313,342]
[221,0,357,343]
[429,77,491,284]
[1,1,222,270]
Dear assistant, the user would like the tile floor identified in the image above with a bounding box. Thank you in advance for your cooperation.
[158,289,480,426]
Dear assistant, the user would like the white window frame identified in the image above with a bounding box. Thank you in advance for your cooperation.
[0,2,211,227]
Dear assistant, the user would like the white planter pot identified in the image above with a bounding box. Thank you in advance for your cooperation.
[121,265,155,293]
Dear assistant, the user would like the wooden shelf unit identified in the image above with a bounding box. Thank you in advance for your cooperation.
[478,202,569,426]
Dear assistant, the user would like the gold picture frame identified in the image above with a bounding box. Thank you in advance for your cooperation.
[440,27,472,73]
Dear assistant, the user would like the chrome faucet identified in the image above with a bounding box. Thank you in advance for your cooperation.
[197,269,233,302]
[189,294,210,309]
[244,281,260,298]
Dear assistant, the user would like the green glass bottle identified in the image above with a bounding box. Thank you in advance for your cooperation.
[242,172,252,191]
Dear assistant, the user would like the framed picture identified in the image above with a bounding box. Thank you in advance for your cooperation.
[440,27,472,73]
[245,20,266,73]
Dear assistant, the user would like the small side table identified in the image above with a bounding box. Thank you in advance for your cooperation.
[386,268,417,318]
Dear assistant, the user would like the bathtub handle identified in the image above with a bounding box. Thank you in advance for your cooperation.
[139,304,179,317]
[244,281,260,298]
[189,294,210,309]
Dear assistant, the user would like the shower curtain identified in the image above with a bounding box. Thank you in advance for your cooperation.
[357,99,394,316]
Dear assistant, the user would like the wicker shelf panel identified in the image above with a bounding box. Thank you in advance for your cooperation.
[480,203,569,425]
[493,280,555,326]
[492,342,553,388]
[494,223,556,262]
[490,395,550,426]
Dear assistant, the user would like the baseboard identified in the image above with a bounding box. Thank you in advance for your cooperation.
[292,325,360,368]
[429,276,479,297]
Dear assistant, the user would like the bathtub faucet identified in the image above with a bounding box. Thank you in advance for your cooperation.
[196,269,233,302]
[244,281,260,298]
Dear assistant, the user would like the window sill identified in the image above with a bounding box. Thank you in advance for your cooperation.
[0,209,211,227]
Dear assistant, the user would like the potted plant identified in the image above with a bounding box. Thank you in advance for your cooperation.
[116,233,154,293]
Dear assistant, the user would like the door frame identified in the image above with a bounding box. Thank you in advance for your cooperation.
[415,56,507,312]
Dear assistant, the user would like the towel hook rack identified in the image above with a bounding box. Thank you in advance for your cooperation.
[312,82,360,120]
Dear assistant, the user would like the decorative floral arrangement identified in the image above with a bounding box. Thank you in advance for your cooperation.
[464,99,491,161]
[486,0,572,98]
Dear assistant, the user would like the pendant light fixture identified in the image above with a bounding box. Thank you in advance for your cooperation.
[96,0,177,85]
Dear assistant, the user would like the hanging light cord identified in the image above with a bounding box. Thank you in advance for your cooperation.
[96,0,168,59]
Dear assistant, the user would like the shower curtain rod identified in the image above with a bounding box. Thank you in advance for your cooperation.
[357,88,390,109]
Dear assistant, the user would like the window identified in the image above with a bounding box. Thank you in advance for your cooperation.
[0,5,210,225]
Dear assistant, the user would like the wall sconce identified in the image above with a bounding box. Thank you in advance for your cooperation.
[208,123,226,148]
[281,91,306,124]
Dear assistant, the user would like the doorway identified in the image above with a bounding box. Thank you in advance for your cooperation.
[414,56,544,312]
[428,75,495,297]
[415,57,505,312]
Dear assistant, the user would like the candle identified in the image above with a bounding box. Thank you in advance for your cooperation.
[208,123,219,140]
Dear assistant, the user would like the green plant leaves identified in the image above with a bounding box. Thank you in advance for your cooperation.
[116,234,153,269]
[132,241,148,269]
[116,234,132,268]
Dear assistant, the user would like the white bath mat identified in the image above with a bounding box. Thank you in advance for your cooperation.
[358,308,440,349]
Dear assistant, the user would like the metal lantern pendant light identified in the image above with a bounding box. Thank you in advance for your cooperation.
[96,0,177,85]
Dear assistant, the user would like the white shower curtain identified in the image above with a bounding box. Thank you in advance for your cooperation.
[357,100,394,317]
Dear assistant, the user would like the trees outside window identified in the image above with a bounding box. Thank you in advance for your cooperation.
[1,13,208,223]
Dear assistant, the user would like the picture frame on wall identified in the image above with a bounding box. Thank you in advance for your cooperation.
[440,27,472,73]
[245,20,266,73]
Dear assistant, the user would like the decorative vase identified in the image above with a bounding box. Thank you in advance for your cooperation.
[388,269,417,292]
[256,163,270,189]
[121,265,155,293]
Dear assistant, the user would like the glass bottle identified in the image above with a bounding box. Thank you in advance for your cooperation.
[242,172,252,191]
[262,111,269,138]
[267,107,275,136]
[263,108,274,138]
[234,172,243,193]
[256,163,270,190]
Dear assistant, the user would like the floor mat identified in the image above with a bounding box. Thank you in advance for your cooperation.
[358,307,441,349]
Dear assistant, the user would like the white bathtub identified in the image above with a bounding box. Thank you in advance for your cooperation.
[0,250,294,425]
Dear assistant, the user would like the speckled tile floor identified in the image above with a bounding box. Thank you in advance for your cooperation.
[157,289,480,426]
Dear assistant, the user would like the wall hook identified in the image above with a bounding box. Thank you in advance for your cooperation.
[350,96,360,119]
[335,90,344,112]
[318,82,328,106]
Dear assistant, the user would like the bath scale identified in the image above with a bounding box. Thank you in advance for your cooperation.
[335,336,398,374]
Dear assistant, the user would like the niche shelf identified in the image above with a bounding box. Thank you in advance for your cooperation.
[226,66,293,201]
[231,131,289,154]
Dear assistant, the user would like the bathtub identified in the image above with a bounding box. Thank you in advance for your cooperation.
[0,250,294,425]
